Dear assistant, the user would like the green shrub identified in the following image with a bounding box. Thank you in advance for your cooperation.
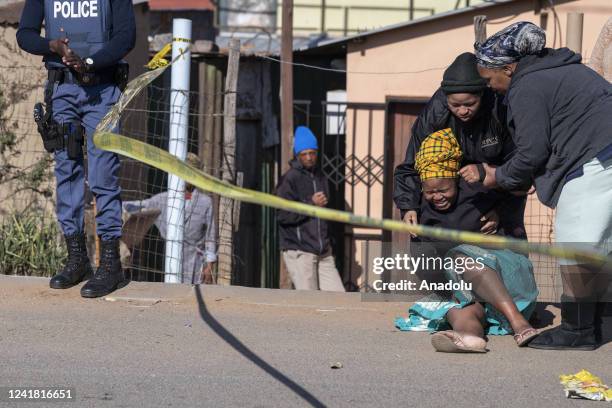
[0,211,66,277]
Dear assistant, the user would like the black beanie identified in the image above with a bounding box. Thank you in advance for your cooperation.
[440,52,487,94]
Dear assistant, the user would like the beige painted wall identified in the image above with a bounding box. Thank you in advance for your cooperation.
[342,0,611,294]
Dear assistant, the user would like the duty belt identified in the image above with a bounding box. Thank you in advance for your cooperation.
[47,68,116,86]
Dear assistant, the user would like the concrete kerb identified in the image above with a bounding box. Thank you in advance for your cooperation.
[0,275,412,313]
[107,281,416,313]
[0,275,566,325]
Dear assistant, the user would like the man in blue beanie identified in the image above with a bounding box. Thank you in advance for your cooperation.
[276,127,345,291]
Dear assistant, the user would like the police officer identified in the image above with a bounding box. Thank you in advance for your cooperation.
[17,0,136,297]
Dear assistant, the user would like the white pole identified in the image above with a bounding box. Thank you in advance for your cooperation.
[165,18,192,283]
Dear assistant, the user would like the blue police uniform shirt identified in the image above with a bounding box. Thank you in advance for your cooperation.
[17,0,136,70]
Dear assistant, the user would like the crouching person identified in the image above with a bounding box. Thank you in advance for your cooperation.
[395,129,538,352]
[276,127,345,292]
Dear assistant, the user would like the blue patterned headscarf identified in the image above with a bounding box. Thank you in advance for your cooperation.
[475,22,546,68]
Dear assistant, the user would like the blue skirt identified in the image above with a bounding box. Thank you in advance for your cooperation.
[395,245,538,336]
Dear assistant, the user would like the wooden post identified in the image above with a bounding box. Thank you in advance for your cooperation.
[566,12,584,54]
[280,0,294,289]
[198,62,218,283]
[212,67,224,284]
[281,0,294,175]
[197,62,209,168]
[474,15,487,46]
[213,68,224,181]
[199,62,219,177]
[217,38,240,286]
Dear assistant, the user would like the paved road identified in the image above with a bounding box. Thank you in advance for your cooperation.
[0,276,610,407]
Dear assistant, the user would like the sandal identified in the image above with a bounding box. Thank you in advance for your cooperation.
[514,327,538,347]
[431,330,487,353]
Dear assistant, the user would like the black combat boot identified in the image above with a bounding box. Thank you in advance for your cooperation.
[529,295,599,350]
[50,233,93,289]
[80,238,125,298]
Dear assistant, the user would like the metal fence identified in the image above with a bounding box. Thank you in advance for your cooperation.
[0,63,245,286]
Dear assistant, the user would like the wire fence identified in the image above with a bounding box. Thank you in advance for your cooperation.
[0,64,61,277]
[112,79,235,285]
[0,63,240,285]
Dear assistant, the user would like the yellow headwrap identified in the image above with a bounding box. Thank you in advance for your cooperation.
[415,128,463,181]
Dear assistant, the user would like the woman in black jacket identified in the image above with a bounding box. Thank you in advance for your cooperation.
[476,21,612,350]
[393,52,527,239]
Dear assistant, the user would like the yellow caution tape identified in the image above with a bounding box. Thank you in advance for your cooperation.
[146,43,172,70]
[94,131,611,265]
[94,65,612,267]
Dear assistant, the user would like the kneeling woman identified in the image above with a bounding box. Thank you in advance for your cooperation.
[395,129,538,352]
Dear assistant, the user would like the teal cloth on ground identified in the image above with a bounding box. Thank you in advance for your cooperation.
[394,245,538,335]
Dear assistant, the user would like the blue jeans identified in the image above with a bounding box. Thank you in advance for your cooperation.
[51,81,122,240]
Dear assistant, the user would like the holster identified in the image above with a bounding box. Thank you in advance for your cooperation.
[34,102,62,153]
[64,122,85,160]
[34,71,65,154]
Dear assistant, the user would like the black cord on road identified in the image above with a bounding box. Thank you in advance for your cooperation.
[194,285,327,408]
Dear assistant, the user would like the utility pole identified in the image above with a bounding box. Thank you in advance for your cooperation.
[217,38,240,286]
[280,0,294,289]
[281,0,294,175]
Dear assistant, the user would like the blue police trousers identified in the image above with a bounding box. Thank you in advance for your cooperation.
[52,81,122,241]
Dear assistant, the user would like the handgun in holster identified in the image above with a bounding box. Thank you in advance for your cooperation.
[34,102,63,154]
[34,104,84,159]
[34,70,64,154]
[35,70,85,159]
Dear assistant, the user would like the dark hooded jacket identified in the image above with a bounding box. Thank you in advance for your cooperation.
[393,88,514,216]
[496,48,612,208]
[392,88,526,237]
[418,178,521,239]
[276,159,330,256]
[414,178,526,257]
